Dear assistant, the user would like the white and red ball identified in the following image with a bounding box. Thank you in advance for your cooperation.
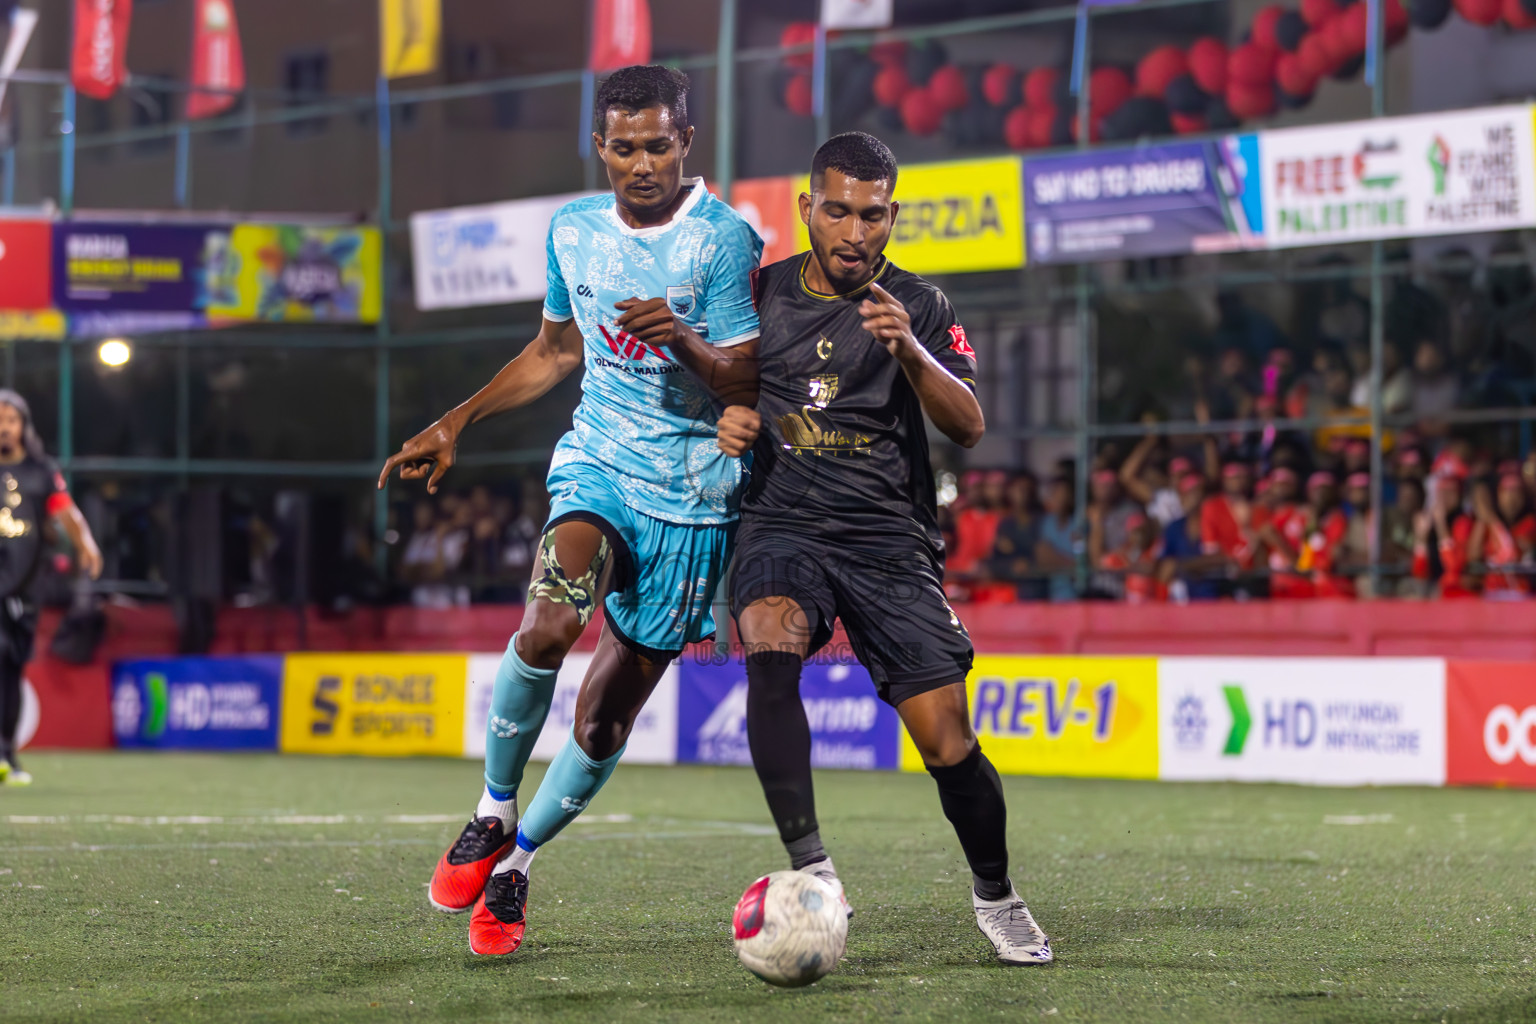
[732,871,848,988]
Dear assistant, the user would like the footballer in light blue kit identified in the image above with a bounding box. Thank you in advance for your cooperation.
[379,66,763,956]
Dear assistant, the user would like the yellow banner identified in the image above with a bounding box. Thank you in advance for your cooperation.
[901,656,1158,778]
[0,310,65,341]
[280,653,466,757]
[789,156,1025,275]
[207,224,382,324]
[381,0,441,79]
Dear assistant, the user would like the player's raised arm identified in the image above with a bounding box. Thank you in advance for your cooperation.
[859,281,984,449]
[377,316,584,493]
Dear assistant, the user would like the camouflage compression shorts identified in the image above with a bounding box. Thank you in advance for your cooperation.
[528,529,611,625]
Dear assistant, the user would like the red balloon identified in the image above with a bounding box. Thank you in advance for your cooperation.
[1275,51,1318,96]
[1298,31,1338,78]
[873,64,912,108]
[1028,105,1058,148]
[1252,5,1288,49]
[929,64,970,112]
[1090,65,1134,117]
[1302,0,1341,26]
[1504,0,1536,26]
[1004,105,1033,150]
[900,87,944,135]
[784,73,814,117]
[1136,45,1188,98]
[983,63,1018,107]
[1341,3,1372,53]
[1187,37,1229,94]
[1171,111,1207,135]
[1227,80,1276,119]
[1386,0,1411,41]
[1228,41,1277,88]
[1320,13,1358,63]
[1456,0,1502,23]
[780,22,817,71]
[1024,66,1061,109]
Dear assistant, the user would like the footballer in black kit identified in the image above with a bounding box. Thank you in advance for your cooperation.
[733,254,976,702]
[0,390,103,786]
[716,131,1052,965]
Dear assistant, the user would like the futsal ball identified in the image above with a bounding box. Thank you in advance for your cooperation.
[732,871,848,988]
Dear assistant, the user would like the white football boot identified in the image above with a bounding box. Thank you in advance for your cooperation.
[974,885,1052,964]
[799,857,853,919]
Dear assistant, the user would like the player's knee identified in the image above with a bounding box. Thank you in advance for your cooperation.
[917,733,977,769]
[516,604,581,670]
[573,712,632,762]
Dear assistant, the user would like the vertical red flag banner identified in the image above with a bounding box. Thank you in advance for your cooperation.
[589,0,651,73]
[186,0,245,119]
[71,0,134,101]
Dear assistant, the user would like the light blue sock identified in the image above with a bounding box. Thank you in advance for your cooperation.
[483,634,560,796]
[517,730,626,848]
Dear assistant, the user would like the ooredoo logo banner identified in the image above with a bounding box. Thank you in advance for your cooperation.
[1447,661,1536,787]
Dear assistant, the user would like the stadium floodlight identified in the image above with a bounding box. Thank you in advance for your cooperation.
[98,339,132,367]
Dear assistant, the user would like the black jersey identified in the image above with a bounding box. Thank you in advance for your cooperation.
[741,254,978,559]
[0,455,68,599]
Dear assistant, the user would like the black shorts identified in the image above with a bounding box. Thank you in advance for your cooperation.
[730,523,973,706]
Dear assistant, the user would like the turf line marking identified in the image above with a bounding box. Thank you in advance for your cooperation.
[2,813,636,827]
[1323,814,1395,826]
[5,828,768,854]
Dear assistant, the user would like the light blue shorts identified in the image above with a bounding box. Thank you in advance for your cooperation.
[544,463,735,659]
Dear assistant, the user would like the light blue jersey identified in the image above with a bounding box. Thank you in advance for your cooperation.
[542,179,763,526]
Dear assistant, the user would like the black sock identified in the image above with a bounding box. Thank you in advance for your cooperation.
[745,650,819,849]
[927,744,1010,898]
[785,830,827,870]
[0,660,18,762]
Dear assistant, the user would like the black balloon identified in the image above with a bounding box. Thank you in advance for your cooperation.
[1518,0,1535,17]
[1102,96,1173,141]
[876,104,905,133]
[1276,85,1314,109]
[1206,95,1240,130]
[1165,73,1209,114]
[905,39,949,86]
[1051,69,1075,109]
[832,55,878,123]
[1275,10,1308,51]
[1409,0,1453,27]
[1331,53,1363,80]
[770,66,797,110]
[1049,107,1075,146]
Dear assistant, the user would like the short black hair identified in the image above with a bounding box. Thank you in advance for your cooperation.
[810,131,898,189]
[593,65,690,136]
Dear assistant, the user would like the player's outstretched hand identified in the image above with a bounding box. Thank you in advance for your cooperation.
[858,282,916,357]
[378,413,463,494]
[615,296,685,349]
[717,405,761,457]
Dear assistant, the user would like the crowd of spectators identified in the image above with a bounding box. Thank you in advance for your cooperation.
[393,482,544,608]
[942,429,1536,603]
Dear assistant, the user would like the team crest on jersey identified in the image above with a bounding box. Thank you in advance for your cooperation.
[948,324,975,359]
[666,285,697,318]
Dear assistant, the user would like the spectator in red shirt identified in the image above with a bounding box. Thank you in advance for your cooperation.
[1413,470,1475,597]
[1261,467,1307,593]
[1471,473,1536,598]
[1295,472,1354,598]
[1097,512,1166,604]
[1201,460,1267,578]
[950,470,1005,578]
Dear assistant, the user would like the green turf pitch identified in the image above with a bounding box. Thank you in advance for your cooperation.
[2,754,1534,1024]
